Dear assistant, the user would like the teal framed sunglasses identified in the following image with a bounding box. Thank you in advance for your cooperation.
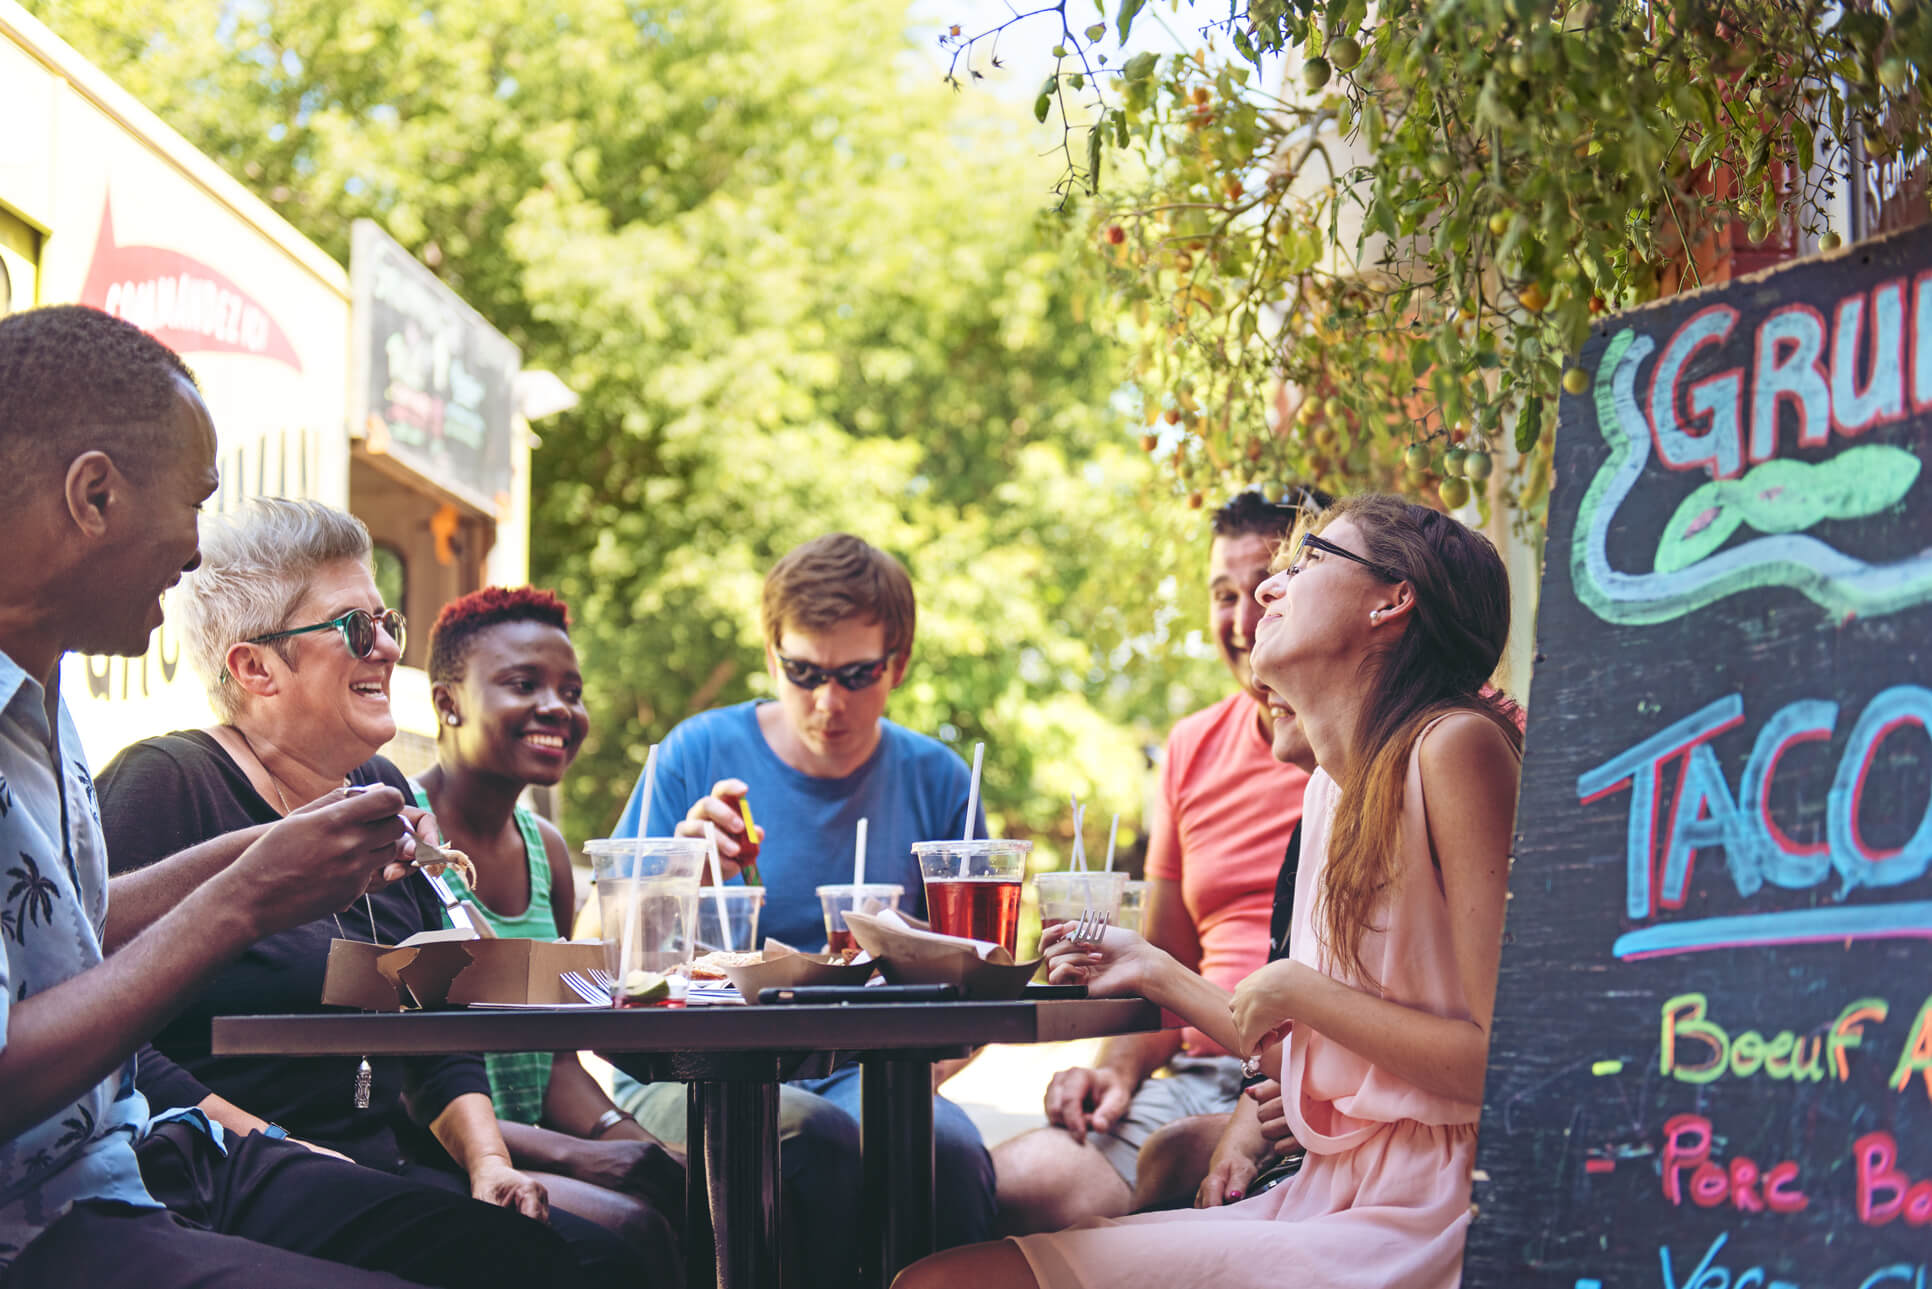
[246,608,406,659]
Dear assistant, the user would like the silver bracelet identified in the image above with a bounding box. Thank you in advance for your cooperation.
[590,1108,629,1138]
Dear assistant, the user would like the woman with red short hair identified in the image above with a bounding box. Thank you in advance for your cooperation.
[417,586,684,1265]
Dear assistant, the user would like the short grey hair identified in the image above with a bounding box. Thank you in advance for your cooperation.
[177,498,373,722]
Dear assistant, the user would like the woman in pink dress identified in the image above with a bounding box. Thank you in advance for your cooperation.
[897,494,1523,1289]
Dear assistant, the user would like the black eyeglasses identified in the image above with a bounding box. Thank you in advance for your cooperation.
[247,608,407,659]
[775,652,894,692]
[1291,533,1405,583]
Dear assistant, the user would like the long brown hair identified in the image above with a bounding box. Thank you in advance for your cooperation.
[1298,494,1523,987]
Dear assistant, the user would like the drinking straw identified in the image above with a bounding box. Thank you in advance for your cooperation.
[1070,796,1086,872]
[962,742,985,842]
[618,743,659,982]
[853,816,869,886]
[703,822,735,953]
[1104,812,1120,873]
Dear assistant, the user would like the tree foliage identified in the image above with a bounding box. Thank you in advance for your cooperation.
[947,0,1931,523]
[30,0,1235,856]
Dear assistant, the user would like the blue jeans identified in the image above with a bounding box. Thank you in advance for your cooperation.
[613,1064,995,1289]
[789,1063,997,1252]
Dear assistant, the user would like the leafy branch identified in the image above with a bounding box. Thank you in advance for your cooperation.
[950,0,1932,527]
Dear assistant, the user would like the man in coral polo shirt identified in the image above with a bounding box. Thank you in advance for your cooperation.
[992,486,1329,1233]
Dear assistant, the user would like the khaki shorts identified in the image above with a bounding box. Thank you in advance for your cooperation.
[1089,1054,1245,1188]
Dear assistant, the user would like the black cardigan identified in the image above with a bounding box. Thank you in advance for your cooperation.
[100,730,491,1172]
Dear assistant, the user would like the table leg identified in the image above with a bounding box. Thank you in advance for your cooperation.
[860,1056,934,1289]
[697,1078,783,1289]
[686,1083,716,1289]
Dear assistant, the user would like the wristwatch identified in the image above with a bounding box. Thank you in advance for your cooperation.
[590,1108,629,1138]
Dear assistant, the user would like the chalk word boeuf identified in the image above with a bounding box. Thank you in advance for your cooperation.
[1659,993,1889,1085]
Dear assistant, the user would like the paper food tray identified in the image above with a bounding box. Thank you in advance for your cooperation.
[724,939,876,1003]
[840,910,1041,1000]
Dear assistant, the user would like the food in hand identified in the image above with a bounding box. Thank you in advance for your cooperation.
[413,842,478,890]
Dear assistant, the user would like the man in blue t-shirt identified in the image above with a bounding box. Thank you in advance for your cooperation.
[609,532,993,1286]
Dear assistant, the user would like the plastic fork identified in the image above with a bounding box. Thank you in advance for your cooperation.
[561,971,609,1004]
[1069,906,1112,947]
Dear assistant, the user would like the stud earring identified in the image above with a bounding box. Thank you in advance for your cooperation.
[1370,610,1383,624]
[444,713,461,726]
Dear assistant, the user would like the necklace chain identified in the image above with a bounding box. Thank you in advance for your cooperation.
[230,726,378,944]
[227,725,379,1108]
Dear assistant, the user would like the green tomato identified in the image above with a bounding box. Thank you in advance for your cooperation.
[1302,57,1332,93]
[1444,446,1469,477]
[1463,450,1493,482]
[1328,37,1362,72]
[1403,442,1432,472]
[1438,476,1472,509]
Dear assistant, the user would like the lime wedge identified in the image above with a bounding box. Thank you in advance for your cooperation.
[621,970,671,1004]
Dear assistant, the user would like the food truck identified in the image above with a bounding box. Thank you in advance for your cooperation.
[0,0,537,775]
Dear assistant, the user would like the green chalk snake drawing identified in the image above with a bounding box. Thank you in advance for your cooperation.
[1572,328,1932,625]
[1653,448,1921,573]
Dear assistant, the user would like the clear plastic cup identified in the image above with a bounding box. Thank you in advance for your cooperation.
[585,838,706,1001]
[911,839,1033,954]
[1117,879,1151,935]
[816,883,905,955]
[1033,870,1128,934]
[696,885,765,954]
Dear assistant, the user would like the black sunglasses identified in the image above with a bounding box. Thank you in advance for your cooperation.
[775,652,894,692]
[247,608,407,659]
[1292,533,1405,583]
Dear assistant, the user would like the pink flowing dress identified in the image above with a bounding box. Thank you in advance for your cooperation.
[1011,733,1483,1289]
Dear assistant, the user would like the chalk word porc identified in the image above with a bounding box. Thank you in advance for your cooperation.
[1572,276,1932,626]
[1579,687,1932,958]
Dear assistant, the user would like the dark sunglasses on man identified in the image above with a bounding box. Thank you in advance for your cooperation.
[775,652,894,692]
[247,608,407,659]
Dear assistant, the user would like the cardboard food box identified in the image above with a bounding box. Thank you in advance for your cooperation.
[322,931,608,1010]
[841,909,1041,1000]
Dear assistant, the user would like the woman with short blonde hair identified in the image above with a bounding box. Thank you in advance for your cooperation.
[98,497,664,1288]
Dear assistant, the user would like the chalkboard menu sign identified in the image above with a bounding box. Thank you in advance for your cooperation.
[348,220,520,513]
[1466,225,1932,1288]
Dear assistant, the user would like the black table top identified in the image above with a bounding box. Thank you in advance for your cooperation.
[211,996,1164,1057]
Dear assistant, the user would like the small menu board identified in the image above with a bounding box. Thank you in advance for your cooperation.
[1465,225,1932,1287]
[348,219,520,513]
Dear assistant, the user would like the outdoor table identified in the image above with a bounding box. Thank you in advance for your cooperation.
[213,996,1162,1289]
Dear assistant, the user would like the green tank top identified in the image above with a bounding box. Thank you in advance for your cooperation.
[411,783,557,1124]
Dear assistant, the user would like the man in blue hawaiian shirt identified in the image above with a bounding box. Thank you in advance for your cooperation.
[0,307,589,1287]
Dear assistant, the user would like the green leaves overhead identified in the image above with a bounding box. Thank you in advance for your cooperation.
[978,0,1930,522]
[38,0,1231,854]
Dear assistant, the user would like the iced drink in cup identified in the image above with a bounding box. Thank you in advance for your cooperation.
[912,839,1032,955]
[1116,879,1151,935]
[816,883,905,955]
[585,838,706,1005]
[1033,870,1127,935]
